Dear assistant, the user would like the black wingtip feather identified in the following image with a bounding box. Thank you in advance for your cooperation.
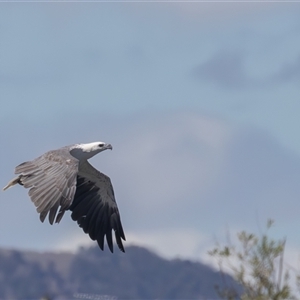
[115,231,125,253]
[97,238,104,251]
[106,229,114,253]
[39,211,47,223]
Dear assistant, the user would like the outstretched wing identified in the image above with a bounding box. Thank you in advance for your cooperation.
[69,161,126,253]
[15,148,79,224]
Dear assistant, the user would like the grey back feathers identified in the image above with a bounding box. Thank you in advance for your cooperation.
[3,142,126,253]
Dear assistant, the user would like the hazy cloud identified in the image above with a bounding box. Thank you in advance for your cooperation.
[272,54,300,83]
[192,50,300,90]
[192,51,248,89]
[2,111,300,262]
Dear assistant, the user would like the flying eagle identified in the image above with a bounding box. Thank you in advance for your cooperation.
[3,142,126,253]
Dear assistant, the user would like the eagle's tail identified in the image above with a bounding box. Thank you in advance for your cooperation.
[2,176,21,191]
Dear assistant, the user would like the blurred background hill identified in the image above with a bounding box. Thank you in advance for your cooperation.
[0,245,237,299]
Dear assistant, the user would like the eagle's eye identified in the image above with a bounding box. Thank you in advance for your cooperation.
[99,144,104,147]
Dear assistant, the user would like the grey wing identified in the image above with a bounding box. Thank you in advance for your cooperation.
[15,149,79,224]
[69,161,126,253]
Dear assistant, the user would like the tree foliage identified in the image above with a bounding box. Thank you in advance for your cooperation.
[209,219,299,300]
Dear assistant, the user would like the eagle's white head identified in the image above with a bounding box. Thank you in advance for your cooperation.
[70,141,113,161]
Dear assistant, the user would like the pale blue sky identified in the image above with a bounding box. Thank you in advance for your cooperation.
[1,2,300,263]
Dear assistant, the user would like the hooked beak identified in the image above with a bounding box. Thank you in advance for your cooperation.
[105,143,113,150]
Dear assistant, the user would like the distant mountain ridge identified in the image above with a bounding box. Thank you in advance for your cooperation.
[0,245,237,299]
